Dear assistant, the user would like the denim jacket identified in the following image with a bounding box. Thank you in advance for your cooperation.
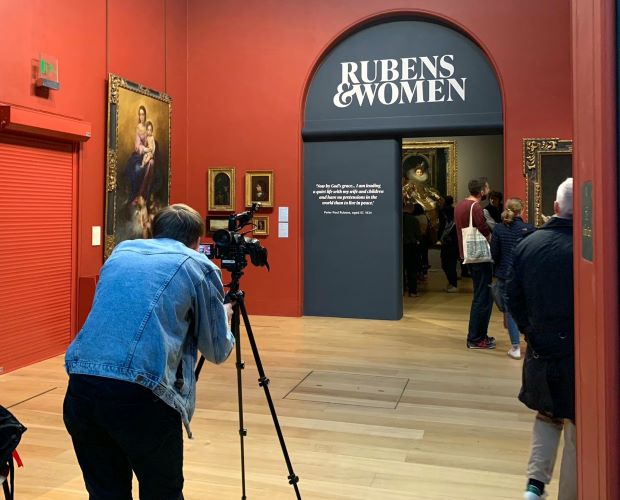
[65,238,235,437]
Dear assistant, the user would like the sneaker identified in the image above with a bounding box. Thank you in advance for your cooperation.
[467,337,496,349]
[523,485,547,499]
[508,346,522,359]
[446,286,458,293]
[524,492,544,499]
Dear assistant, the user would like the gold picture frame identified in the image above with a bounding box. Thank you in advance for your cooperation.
[206,215,230,235]
[105,73,172,258]
[252,216,269,236]
[208,167,235,212]
[245,171,274,207]
[401,139,457,199]
[522,138,573,227]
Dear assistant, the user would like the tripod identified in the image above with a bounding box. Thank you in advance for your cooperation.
[195,270,301,500]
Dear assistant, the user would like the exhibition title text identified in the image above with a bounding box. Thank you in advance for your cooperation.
[333,55,466,108]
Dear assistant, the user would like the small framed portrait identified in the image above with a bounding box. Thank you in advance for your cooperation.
[208,168,235,212]
[245,171,274,207]
[252,216,269,236]
[206,215,230,235]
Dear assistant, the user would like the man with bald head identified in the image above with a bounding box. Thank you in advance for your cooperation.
[508,178,576,500]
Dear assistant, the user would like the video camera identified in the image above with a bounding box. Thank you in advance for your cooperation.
[200,203,269,274]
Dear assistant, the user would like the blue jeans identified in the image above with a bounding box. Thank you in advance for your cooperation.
[506,312,520,345]
[497,278,521,345]
[467,263,494,343]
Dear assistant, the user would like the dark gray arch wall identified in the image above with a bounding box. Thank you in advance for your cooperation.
[303,19,502,320]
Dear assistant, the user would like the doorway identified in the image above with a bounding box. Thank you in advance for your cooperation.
[401,135,504,301]
[302,18,502,319]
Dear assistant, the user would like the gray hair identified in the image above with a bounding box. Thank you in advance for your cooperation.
[555,178,573,218]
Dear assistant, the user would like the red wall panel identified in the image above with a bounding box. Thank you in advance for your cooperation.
[572,0,619,498]
[164,0,189,203]
[187,0,573,315]
[107,0,166,92]
[0,0,189,371]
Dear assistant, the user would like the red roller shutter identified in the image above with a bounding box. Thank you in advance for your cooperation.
[0,134,76,374]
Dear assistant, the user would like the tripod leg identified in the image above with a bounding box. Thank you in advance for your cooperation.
[232,303,247,500]
[237,298,302,499]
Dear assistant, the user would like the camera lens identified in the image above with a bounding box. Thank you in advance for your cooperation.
[213,229,232,247]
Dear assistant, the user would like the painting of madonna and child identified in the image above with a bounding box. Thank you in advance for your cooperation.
[105,75,171,257]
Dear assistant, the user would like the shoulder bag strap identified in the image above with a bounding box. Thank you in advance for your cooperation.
[468,201,477,228]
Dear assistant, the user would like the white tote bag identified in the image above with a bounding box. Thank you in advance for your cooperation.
[462,202,493,264]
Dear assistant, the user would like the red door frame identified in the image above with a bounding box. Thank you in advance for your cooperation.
[572,0,619,498]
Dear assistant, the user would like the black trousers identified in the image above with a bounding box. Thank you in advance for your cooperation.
[403,243,420,294]
[440,245,459,288]
[63,375,184,500]
[467,262,494,343]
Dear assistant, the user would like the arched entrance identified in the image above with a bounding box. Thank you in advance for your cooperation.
[302,18,503,319]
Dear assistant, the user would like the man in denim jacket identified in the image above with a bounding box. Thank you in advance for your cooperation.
[63,204,234,500]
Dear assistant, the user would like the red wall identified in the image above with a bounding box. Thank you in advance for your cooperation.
[0,0,188,362]
[187,0,573,316]
[572,0,619,498]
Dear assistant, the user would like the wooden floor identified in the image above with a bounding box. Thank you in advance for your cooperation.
[1,267,559,499]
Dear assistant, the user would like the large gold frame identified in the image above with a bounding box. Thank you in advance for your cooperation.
[105,74,172,258]
[522,138,573,227]
[401,139,457,199]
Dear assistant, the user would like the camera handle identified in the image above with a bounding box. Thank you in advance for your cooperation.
[195,275,301,499]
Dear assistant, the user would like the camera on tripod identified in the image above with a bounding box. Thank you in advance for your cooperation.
[200,202,270,274]
[196,204,300,498]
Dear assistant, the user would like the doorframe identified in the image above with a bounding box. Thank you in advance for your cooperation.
[572,0,619,498]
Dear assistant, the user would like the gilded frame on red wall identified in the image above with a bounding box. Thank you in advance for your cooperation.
[522,138,572,227]
[245,171,274,208]
[105,73,172,258]
[208,167,236,212]
[251,215,269,236]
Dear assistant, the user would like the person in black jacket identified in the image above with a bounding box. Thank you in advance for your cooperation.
[490,198,534,359]
[508,178,575,500]
[439,196,459,292]
[402,202,422,297]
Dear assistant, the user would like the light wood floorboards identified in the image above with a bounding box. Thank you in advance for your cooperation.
[1,269,558,499]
